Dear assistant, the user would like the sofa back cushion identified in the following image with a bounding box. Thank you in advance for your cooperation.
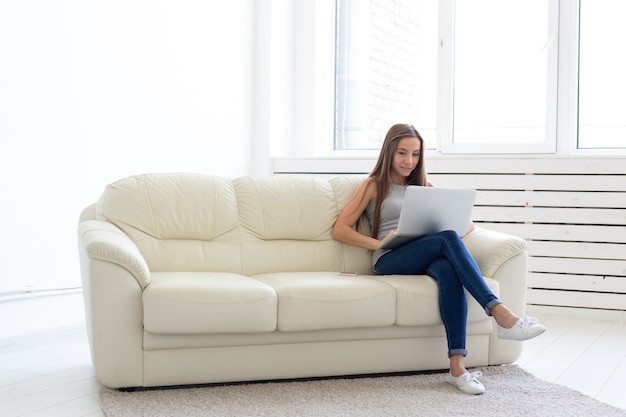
[96,173,242,273]
[96,173,372,275]
[234,176,369,275]
[234,176,337,241]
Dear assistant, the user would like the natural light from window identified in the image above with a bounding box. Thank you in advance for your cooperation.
[334,0,438,150]
[577,0,626,149]
[334,0,626,153]
[453,0,550,145]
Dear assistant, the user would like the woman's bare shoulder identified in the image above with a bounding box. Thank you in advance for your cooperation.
[356,177,378,199]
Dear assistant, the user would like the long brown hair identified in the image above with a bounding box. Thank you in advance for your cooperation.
[368,123,428,238]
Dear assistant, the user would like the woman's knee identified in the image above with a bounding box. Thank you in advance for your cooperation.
[438,229,461,241]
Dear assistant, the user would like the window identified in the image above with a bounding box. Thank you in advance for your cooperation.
[333,0,626,154]
[443,0,557,153]
[577,0,626,149]
[334,0,438,150]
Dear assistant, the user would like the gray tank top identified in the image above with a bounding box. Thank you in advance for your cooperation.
[365,183,407,267]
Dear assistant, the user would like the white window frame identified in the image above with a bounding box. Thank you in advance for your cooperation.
[438,0,560,154]
[275,0,626,161]
[556,0,581,156]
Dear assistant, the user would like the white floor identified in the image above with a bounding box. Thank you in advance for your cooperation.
[1,294,625,417]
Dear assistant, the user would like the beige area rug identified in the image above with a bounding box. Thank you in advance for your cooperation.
[99,365,626,417]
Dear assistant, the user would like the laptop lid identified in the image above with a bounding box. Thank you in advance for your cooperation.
[377,186,477,250]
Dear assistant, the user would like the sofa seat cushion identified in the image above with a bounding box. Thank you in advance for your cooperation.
[143,272,278,334]
[252,272,396,332]
[372,275,499,326]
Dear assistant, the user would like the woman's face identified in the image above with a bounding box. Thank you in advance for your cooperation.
[390,136,421,184]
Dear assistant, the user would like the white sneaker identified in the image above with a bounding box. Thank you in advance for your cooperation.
[447,371,485,395]
[497,316,546,341]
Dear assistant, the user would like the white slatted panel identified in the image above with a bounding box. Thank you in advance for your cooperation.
[427,158,626,311]
[273,156,626,311]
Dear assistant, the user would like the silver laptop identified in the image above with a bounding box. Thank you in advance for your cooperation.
[377,186,477,250]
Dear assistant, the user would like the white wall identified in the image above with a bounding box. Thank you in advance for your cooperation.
[0,0,256,292]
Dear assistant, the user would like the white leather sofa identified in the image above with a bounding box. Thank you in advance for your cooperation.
[77,173,529,389]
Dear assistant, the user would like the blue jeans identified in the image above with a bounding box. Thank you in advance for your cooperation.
[374,230,502,357]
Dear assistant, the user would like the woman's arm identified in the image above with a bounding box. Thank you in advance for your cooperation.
[332,179,381,251]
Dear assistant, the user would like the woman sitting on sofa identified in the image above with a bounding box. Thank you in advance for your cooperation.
[331,123,546,395]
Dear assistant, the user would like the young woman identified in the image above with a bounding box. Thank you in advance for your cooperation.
[332,123,545,395]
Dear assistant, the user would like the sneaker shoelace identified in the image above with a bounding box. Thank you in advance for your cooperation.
[518,316,539,332]
[463,371,483,383]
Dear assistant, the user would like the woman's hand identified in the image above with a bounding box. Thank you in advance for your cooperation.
[383,230,396,240]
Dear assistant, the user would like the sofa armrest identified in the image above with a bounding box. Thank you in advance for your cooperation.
[78,219,148,388]
[462,227,527,278]
[463,226,529,365]
[78,220,150,289]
